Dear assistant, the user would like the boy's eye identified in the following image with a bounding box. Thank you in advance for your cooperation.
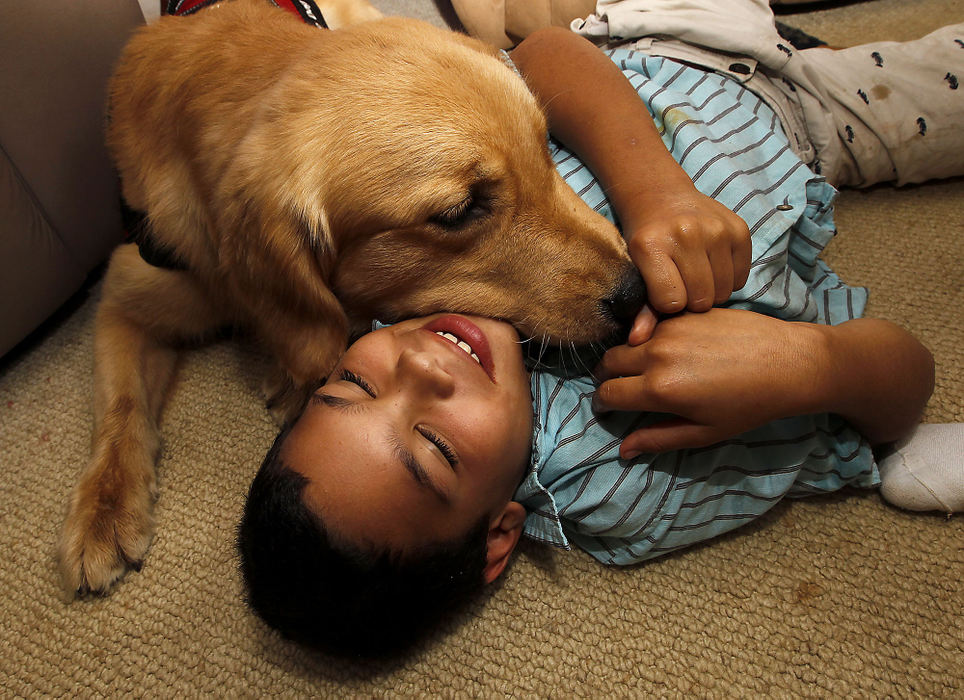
[417,426,458,468]
[340,369,376,398]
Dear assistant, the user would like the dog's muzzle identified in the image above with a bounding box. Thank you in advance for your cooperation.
[522,264,646,372]
[603,264,647,335]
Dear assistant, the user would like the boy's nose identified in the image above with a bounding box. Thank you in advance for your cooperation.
[397,348,455,398]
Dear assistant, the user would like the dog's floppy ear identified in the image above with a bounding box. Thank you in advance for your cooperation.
[218,190,336,310]
[214,181,349,384]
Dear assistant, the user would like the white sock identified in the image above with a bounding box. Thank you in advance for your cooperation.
[878,423,964,515]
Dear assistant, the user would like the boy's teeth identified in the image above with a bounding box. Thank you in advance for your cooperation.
[435,330,481,365]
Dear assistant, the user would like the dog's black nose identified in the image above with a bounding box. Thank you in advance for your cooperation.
[603,265,647,332]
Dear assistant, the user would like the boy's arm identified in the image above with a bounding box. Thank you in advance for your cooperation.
[511,27,752,322]
[593,309,935,456]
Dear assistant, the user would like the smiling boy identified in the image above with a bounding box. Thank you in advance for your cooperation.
[238,314,534,655]
[237,305,952,656]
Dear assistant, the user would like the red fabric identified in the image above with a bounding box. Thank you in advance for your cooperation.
[166,0,327,27]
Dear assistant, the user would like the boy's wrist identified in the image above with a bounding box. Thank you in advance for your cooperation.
[612,177,701,234]
[786,321,842,419]
[801,321,891,427]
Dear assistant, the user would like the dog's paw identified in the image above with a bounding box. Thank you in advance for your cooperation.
[59,449,157,595]
[262,369,313,426]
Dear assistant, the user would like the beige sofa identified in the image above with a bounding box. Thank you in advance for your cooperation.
[0,0,144,357]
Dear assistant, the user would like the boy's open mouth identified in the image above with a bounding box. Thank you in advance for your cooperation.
[433,331,482,366]
[422,315,496,382]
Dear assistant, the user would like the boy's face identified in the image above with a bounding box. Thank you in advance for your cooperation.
[282,314,533,552]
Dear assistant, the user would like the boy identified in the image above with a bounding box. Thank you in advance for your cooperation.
[238,25,960,655]
[237,308,946,655]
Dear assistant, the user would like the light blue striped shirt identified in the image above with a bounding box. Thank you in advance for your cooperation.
[512,50,878,564]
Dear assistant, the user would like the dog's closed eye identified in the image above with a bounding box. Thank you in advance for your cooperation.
[432,193,490,229]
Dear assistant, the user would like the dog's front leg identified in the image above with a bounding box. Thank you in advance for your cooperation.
[262,364,313,427]
[59,245,226,594]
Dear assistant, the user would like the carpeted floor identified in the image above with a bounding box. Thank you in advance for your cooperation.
[1,0,962,696]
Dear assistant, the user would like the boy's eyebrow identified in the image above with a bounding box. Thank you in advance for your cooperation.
[312,391,450,501]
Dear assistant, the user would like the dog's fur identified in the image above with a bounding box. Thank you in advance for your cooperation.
[59,0,643,594]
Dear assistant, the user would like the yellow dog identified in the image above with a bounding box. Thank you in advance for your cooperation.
[59,0,643,594]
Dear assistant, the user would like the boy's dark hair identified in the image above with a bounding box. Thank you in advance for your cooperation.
[237,429,490,657]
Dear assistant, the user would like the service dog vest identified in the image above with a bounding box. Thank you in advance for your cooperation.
[166,0,328,27]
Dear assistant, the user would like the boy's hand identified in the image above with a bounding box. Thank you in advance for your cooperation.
[623,190,751,316]
[594,308,828,457]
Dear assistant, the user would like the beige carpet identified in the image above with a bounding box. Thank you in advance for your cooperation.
[2,0,962,695]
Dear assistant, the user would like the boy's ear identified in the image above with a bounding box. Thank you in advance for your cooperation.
[483,501,527,584]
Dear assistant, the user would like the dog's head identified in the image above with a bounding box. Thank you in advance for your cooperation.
[227,17,644,347]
